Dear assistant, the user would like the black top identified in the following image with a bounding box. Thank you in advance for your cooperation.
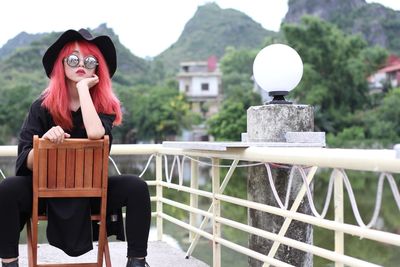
[16,97,120,256]
[16,98,115,176]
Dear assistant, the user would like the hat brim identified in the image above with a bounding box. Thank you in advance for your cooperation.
[42,29,117,78]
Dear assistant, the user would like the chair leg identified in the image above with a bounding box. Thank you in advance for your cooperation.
[26,219,34,267]
[31,219,39,267]
[26,219,39,267]
[104,238,111,267]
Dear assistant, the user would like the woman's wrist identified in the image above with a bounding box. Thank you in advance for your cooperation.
[76,84,89,93]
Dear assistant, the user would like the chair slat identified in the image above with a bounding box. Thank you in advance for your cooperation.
[84,148,94,188]
[47,149,57,189]
[38,149,47,189]
[75,148,84,187]
[38,139,104,149]
[92,147,103,188]
[38,188,102,198]
[56,148,66,188]
[65,149,75,188]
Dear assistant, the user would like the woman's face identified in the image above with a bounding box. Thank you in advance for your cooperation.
[63,43,97,83]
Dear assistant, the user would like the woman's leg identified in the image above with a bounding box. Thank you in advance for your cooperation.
[107,175,151,258]
[0,176,32,259]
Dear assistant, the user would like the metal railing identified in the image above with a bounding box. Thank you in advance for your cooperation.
[1,143,399,267]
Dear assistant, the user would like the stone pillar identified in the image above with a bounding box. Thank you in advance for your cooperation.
[247,104,314,267]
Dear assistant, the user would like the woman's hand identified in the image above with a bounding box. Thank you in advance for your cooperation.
[76,74,99,91]
[42,126,71,144]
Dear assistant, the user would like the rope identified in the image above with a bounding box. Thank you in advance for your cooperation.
[263,164,400,228]
[139,154,155,178]
[108,156,121,175]
[0,169,6,179]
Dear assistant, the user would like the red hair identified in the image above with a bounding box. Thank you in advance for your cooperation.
[41,40,122,130]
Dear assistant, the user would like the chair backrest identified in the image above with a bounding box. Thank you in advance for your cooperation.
[32,135,109,199]
[28,135,111,267]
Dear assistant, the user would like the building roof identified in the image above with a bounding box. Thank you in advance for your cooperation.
[378,63,400,73]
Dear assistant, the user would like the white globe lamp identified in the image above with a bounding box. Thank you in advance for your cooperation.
[253,43,303,104]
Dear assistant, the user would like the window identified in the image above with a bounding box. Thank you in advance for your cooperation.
[201,83,209,91]
[185,85,190,92]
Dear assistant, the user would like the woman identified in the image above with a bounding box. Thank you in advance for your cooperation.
[0,29,151,267]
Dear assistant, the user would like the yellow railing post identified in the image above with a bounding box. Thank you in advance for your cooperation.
[190,157,199,242]
[156,154,163,241]
[212,158,221,267]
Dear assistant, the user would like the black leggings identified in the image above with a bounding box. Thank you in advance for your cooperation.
[0,174,151,259]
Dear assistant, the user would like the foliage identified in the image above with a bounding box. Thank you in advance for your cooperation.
[363,87,400,143]
[327,87,400,148]
[115,85,199,143]
[207,100,247,141]
[282,16,388,133]
[207,47,261,140]
[219,47,258,94]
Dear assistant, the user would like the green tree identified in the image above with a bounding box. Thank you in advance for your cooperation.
[282,16,387,133]
[207,47,261,140]
[0,84,42,144]
[116,85,198,143]
[364,87,400,143]
[220,47,258,96]
[207,100,247,141]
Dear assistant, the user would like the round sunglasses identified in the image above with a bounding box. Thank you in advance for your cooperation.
[64,54,98,69]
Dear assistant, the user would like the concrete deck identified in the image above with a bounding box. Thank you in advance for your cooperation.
[18,241,209,266]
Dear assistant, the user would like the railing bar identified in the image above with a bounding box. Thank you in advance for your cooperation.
[186,159,240,258]
[159,197,213,218]
[146,181,157,186]
[159,181,213,198]
[265,166,318,266]
[216,194,400,246]
[212,158,221,267]
[159,212,292,267]
[217,216,381,267]
[158,212,213,240]
[0,146,17,156]
[214,237,294,267]
[189,157,199,242]
[334,169,345,267]
[156,146,400,173]
[220,159,239,192]
[110,144,161,155]
[2,145,400,173]
[156,155,163,241]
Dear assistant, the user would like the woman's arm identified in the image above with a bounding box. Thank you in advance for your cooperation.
[26,149,34,170]
[76,74,105,139]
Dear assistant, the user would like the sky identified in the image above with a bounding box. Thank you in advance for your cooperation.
[1,0,400,58]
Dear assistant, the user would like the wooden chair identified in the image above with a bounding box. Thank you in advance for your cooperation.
[26,135,111,267]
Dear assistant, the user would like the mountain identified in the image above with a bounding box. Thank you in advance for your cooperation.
[284,0,400,55]
[156,3,277,71]
[0,24,150,88]
[0,31,47,59]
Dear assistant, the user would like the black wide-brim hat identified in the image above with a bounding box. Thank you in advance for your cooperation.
[42,28,117,78]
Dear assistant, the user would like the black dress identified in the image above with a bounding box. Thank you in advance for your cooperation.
[16,98,125,256]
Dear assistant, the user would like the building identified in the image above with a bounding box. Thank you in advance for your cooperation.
[177,56,222,140]
[368,55,400,93]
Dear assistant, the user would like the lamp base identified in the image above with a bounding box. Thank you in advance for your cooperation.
[267,91,292,104]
